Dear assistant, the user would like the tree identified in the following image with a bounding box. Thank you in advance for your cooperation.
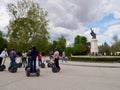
[74,35,87,45]
[73,35,89,55]
[66,46,72,56]
[113,35,118,42]
[99,42,110,55]
[56,36,66,54]
[7,0,49,53]
[0,31,8,52]
[48,36,66,54]
[109,35,120,53]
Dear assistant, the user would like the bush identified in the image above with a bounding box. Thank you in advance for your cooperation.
[68,56,120,62]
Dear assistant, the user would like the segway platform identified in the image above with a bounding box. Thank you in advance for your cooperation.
[26,68,40,77]
[8,66,17,73]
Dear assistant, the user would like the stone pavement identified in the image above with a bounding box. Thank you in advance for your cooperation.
[0,57,120,90]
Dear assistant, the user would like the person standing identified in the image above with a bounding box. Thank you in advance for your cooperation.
[62,51,66,63]
[38,52,42,67]
[0,48,8,65]
[22,51,27,67]
[30,46,38,72]
[54,48,60,69]
[9,48,17,68]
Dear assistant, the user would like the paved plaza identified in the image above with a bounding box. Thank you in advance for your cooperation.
[0,57,120,90]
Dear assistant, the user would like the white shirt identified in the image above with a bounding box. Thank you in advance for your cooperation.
[54,51,59,59]
[22,52,27,58]
[0,50,8,58]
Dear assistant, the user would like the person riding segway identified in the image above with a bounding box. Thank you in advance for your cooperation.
[0,48,8,71]
[8,48,17,73]
[26,46,40,76]
[52,48,61,73]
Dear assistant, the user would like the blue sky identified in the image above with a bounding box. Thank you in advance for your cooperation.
[87,14,115,36]
[0,0,120,46]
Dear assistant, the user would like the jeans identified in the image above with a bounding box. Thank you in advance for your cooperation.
[27,57,31,67]
[10,57,16,68]
[62,57,66,62]
[38,59,42,67]
[30,57,36,72]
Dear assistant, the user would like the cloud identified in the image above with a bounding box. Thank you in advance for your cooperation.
[1,0,120,46]
[0,6,10,34]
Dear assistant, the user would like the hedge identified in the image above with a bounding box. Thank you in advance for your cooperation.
[68,56,120,63]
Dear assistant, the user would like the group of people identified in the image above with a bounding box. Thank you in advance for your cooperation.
[0,47,65,73]
[0,48,17,68]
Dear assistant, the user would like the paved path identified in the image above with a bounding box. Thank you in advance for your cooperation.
[0,57,120,90]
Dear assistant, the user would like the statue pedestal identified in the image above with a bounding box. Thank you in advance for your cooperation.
[90,39,98,55]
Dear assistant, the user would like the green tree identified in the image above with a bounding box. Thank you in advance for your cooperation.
[74,35,87,45]
[66,46,72,56]
[72,44,85,55]
[56,36,66,54]
[109,35,120,54]
[0,31,8,52]
[7,0,49,53]
[110,42,120,53]
[99,42,110,55]
[73,35,89,55]
[48,36,66,54]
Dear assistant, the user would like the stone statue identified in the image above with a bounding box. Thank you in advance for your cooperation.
[90,28,96,39]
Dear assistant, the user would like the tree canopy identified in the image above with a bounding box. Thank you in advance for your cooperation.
[7,0,49,54]
[0,31,7,52]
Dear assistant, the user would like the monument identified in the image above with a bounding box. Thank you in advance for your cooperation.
[90,28,98,55]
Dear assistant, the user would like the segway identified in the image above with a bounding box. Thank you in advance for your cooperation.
[0,58,6,71]
[52,64,58,73]
[16,62,22,68]
[26,59,40,76]
[16,58,22,68]
[52,61,61,73]
[41,63,45,68]
[46,59,53,68]
[40,57,46,68]
[8,65,17,73]
[26,67,40,77]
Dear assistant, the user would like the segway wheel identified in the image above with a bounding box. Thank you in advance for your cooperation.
[11,66,17,73]
[2,65,6,70]
[47,63,50,67]
[47,63,52,67]
[57,66,61,72]
[0,66,4,71]
[25,66,29,71]
[26,68,30,76]
[18,63,22,68]
[52,66,58,73]
[46,60,50,63]
[0,65,6,71]
[36,69,40,76]
[41,63,45,68]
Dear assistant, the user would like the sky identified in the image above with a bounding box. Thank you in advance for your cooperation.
[0,0,120,46]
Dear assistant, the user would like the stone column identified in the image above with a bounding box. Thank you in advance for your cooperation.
[90,39,98,55]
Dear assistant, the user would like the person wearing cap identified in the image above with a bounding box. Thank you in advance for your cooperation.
[0,48,8,65]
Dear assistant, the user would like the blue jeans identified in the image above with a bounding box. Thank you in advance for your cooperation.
[27,57,31,67]
[30,57,36,72]
[38,59,42,67]
[62,57,66,62]
[10,57,16,68]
